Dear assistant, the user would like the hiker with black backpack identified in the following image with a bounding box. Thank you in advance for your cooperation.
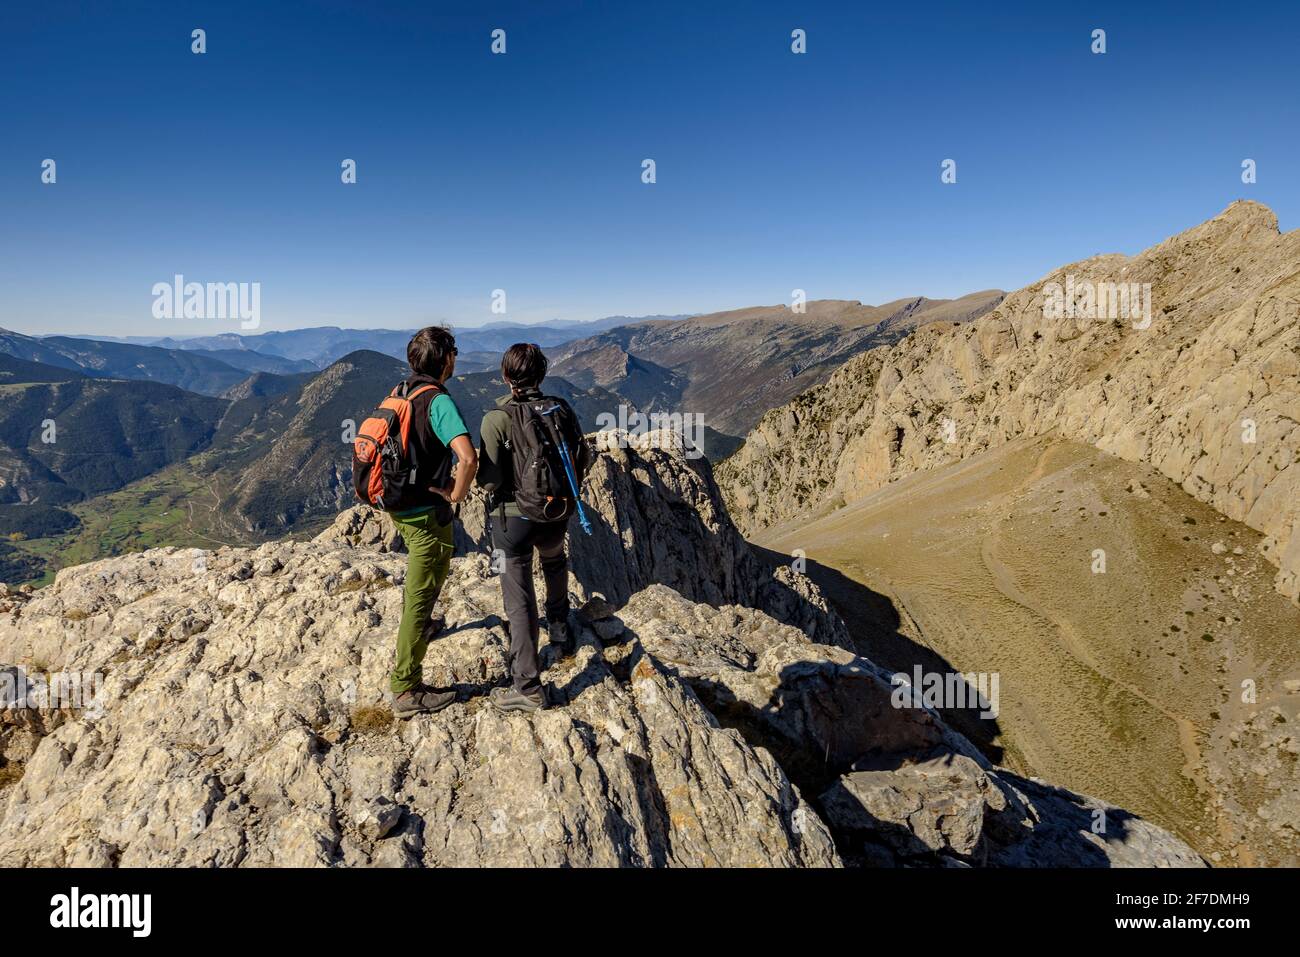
[476,343,594,713]
[352,326,477,718]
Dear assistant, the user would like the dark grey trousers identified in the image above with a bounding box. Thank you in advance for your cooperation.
[492,515,569,696]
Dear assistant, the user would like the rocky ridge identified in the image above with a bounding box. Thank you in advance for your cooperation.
[0,434,1202,867]
[718,202,1300,603]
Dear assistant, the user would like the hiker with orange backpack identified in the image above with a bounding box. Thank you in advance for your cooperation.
[352,326,476,718]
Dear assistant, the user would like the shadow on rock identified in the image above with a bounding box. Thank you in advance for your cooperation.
[752,546,1006,764]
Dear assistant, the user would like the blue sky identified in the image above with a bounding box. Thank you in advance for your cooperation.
[1,0,1296,337]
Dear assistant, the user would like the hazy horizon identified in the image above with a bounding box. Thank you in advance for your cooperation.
[20,312,695,341]
[4,1,1297,338]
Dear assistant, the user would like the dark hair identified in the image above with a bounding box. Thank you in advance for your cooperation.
[501,342,548,389]
[407,326,457,377]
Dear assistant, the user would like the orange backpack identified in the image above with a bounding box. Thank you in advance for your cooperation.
[352,381,440,511]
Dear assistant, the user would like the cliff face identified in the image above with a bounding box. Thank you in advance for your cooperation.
[0,434,1202,867]
[718,202,1300,603]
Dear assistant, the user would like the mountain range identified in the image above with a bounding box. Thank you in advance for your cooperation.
[0,328,311,395]
[1,293,998,582]
[65,315,690,369]
[551,292,1004,439]
[719,202,1299,604]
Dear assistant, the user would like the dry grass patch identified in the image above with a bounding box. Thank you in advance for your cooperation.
[351,706,393,734]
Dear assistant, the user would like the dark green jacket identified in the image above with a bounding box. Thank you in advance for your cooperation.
[476,393,524,518]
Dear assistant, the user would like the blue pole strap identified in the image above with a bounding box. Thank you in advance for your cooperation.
[542,408,593,535]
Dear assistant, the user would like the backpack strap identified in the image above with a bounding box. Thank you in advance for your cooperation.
[406,384,439,401]
[392,380,442,400]
[389,381,443,474]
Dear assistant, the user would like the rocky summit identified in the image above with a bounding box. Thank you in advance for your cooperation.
[0,432,1202,867]
[719,202,1300,604]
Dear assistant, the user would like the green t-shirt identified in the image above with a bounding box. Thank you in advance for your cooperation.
[392,391,469,518]
[429,393,469,447]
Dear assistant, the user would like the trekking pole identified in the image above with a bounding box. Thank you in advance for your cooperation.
[543,408,593,536]
[557,440,593,536]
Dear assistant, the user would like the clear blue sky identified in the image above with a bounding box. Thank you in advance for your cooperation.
[2,0,1296,337]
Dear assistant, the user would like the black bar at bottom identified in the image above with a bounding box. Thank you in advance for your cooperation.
[0,865,1281,943]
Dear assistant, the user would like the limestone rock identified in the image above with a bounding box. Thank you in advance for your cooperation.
[608,585,1205,868]
[354,797,404,841]
[0,441,1202,868]
[316,505,405,553]
[719,202,1300,603]
[577,595,616,621]
[821,752,1002,859]
[0,542,836,867]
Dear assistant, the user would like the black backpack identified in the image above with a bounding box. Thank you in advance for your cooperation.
[504,395,593,523]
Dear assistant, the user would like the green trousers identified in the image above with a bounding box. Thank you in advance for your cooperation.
[389,509,454,694]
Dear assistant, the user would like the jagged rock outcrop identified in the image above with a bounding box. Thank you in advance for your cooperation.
[719,202,1300,602]
[0,535,1201,867]
[0,424,1205,867]
[0,542,842,867]
[601,586,1203,867]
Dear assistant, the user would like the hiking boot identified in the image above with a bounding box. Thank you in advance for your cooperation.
[546,616,573,656]
[393,686,455,719]
[490,686,546,714]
